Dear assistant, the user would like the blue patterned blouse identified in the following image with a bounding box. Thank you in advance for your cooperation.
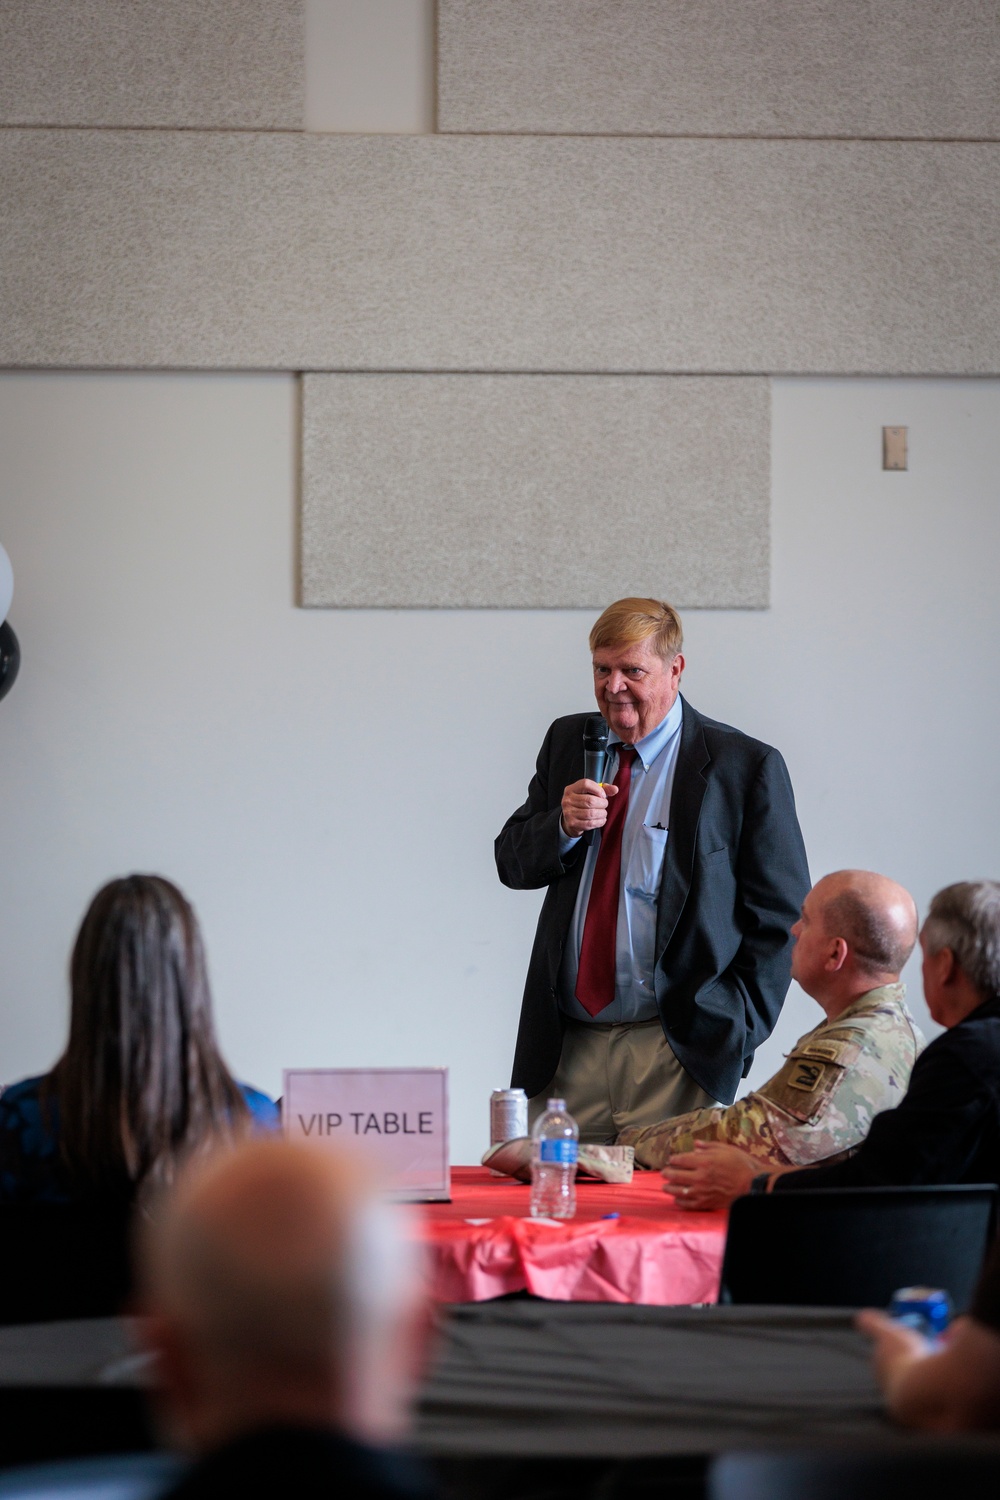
[0,1074,280,1203]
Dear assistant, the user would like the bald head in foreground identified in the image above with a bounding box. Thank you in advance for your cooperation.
[633,870,923,1203]
[140,1139,432,1500]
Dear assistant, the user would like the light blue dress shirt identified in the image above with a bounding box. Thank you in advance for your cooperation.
[557,695,684,1023]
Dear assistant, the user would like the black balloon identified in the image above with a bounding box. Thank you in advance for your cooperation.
[0,620,20,703]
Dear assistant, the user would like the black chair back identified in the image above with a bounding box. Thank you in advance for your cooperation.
[719,1184,997,1309]
[711,1448,1000,1500]
[0,1202,134,1324]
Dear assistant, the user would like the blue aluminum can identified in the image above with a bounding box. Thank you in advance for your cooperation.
[888,1286,952,1339]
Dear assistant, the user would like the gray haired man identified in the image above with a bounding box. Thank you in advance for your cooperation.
[664,880,1000,1209]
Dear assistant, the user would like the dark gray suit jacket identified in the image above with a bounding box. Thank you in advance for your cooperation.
[495,698,811,1104]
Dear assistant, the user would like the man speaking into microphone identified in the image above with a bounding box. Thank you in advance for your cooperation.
[495,598,810,1141]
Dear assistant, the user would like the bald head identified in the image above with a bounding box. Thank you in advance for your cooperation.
[818,871,918,975]
[140,1140,425,1453]
[792,870,918,1014]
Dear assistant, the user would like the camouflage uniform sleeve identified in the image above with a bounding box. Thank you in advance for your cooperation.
[622,994,923,1173]
[621,1096,795,1171]
[758,1006,919,1166]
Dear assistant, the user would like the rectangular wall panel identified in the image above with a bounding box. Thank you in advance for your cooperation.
[301,375,769,608]
[1,131,998,375]
[0,1,303,129]
[438,0,1000,140]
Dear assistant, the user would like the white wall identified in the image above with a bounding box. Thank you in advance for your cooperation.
[1,373,999,1159]
[727,378,1000,1086]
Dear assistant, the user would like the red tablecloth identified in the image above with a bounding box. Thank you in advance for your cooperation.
[419,1167,727,1305]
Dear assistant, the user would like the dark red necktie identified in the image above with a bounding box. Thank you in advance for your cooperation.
[575,746,636,1017]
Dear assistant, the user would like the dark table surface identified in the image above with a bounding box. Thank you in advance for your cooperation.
[418,1301,891,1456]
[0,1302,898,1457]
[5,1305,1000,1500]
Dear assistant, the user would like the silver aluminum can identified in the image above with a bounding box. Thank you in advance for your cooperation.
[490,1088,528,1145]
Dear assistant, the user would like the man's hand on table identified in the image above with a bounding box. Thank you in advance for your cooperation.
[560,778,618,839]
[662,1141,760,1210]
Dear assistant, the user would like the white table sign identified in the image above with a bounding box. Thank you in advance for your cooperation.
[282,1067,450,1201]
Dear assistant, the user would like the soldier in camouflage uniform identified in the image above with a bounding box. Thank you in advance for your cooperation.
[622,870,925,1180]
[620,982,924,1170]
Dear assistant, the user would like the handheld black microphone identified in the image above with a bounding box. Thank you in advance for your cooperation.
[583,715,610,786]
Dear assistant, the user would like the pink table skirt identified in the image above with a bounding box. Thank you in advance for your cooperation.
[419,1166,727,1305]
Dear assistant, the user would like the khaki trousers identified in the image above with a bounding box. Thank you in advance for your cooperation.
[529,1017,717,1144]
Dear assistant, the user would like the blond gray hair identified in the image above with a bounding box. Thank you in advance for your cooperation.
[589,598,683,663]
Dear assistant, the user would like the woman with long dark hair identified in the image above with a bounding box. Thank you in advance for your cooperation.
[0,875,278,1202]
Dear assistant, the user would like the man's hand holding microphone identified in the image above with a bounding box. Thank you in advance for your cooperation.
[560,779,618,838]
[560,715,616,840]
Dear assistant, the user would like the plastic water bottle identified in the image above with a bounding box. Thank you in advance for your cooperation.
[530,1098,579,1219]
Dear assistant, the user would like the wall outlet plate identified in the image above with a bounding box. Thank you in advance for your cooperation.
[883,425,908,470]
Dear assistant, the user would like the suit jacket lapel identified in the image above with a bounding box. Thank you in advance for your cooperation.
[656,698,711,960]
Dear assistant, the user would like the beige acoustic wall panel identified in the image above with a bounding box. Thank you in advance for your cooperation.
[301,375,769,609]
[0,1,303,128]
[1,132,999,374]
[438,0,1000,139]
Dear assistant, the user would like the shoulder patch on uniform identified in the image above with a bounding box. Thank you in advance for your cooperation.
[786,1058,827,1092]
[794,1035,863,1067]
[761,1036,862,1122]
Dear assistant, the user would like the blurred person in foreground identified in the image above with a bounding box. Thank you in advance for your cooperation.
[139,1138,434,1500]
[856,1236,1000,1430]
[621,870,923,1173]
[0,874,277,1204]
[663,880,1000,1210]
